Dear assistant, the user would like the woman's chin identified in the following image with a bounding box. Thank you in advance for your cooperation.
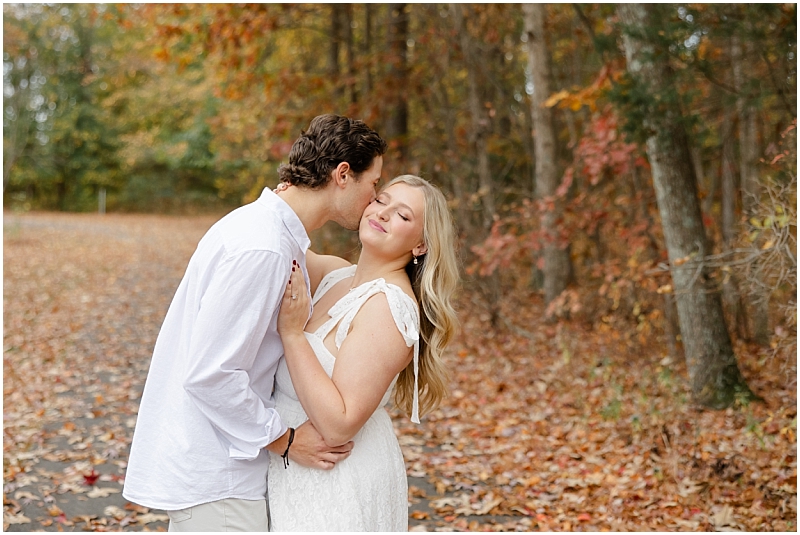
[358,225,384,244]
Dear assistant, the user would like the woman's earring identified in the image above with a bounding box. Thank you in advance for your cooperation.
[413,255,418,265]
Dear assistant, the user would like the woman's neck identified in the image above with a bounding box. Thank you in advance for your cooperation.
[350,251,409,289]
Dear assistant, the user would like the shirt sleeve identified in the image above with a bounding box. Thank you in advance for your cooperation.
[182,249,289,460]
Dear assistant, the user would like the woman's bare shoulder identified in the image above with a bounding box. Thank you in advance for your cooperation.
[306,251,352,293]
[315,252,352,275]
[351,292,409,347]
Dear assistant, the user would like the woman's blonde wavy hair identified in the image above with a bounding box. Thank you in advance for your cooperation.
[387,175,460,419]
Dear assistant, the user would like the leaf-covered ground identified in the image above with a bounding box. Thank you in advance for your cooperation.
[3,212,796,531]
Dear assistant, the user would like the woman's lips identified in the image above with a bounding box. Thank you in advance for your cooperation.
[369,219,387,233]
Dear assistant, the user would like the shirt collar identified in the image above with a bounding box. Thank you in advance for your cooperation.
[257,187,311,252]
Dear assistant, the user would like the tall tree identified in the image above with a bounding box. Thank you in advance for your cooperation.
[343,4,357,106]
[617,3,756,408]
[450,3,503,324]
[523,3,571,306]
[720,37,748,340]
[452,3,494,229]
[733,29,770,345]
[329,4,345,101]
[361,5,373,97]
[384,4,409,162]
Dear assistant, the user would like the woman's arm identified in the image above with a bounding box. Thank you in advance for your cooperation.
[305,250,352,296]
[278,265,412,446]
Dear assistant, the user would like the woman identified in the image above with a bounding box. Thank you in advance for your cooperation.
[269,175,459,531]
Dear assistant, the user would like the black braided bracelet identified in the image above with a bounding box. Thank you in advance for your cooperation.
[281,427,295,469]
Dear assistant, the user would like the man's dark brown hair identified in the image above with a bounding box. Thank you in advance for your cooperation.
[278,114,388,189]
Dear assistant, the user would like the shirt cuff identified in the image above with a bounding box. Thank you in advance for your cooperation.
[227,416,288,461]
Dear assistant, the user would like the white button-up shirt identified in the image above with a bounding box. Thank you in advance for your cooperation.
[123,188,310,511]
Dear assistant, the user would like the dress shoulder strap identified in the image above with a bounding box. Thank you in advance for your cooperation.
[324,279,422,424]
[313,264,357,305]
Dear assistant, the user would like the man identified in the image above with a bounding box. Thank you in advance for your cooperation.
[123,114,388,531]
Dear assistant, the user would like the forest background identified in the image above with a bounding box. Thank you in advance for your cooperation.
[3,3,797,531]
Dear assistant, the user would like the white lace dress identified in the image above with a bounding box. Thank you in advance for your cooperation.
[267,265,421,532]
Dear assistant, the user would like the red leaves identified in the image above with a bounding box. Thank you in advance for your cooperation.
[83,470,99,486]
[468,220,521,277]
[575,107,639,186]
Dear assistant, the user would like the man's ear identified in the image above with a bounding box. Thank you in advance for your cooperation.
[332,162,351,189]
[413,243,428,257]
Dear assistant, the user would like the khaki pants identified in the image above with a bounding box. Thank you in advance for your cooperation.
[167,498,268,532]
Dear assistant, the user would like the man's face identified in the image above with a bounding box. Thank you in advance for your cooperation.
[339,155,383,231]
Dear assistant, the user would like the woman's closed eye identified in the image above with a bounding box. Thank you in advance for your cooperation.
[374,195,411,220]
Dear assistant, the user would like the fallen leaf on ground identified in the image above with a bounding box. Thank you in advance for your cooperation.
[87,486,121,498]
[103,505,127,519]
[711,504,741,531]
[4,512,31,525]
[83,470,100,485]
[138,512,170,524]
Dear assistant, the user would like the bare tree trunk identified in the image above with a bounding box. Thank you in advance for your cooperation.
[451,3,500,325]
[735,37,760,216]
[720,59,749,340]
[329,5,344,100]
[343,4,357,106]
[438,76,471,235]
[618,3,756,408]
[362,5,373,97]
[662,293,682,359]
[692,145,706,210]
[452,3,494,229]
[722,114,747,334]
[733,33,770,345]
[721,120,738,245]
[385,3,409,162]
[523,3,570,306]
[522,89,536,198]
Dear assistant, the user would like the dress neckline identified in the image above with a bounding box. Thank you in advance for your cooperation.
[316,265,416,309]
[308,268,417,338]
